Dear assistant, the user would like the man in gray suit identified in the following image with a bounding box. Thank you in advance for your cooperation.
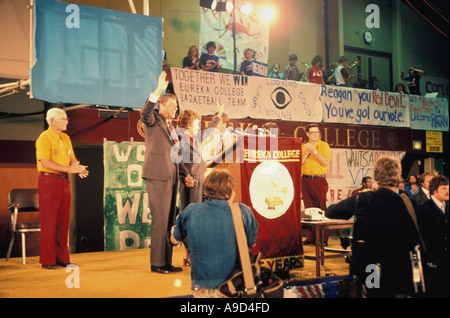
[417,175,449,297]
[412,172,433,206]
[141,71,194,274]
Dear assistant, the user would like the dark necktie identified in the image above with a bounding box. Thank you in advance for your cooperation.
[167,120,179,144]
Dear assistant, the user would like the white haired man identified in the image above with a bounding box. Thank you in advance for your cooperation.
[36,108,88,269]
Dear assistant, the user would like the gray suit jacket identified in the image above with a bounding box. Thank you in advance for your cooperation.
[140,99,189,181]
[411,188,429,206]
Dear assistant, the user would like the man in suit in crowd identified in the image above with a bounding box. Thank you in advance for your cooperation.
[350,176,373,196]
[412,172,433,206]
[418,175,449,297]
[141,71,195,274]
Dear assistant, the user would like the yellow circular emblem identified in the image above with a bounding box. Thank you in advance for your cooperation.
[249,161,294,219]
[137,119,145,138]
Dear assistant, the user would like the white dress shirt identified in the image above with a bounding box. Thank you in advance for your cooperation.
[432,196,446,214]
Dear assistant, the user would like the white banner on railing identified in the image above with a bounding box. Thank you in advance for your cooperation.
[171,68,323,122]
[170,68,249,118]
[320,86,410,128]
[248,77,322,122]
[408,95,449,131]
[171,68,448,132]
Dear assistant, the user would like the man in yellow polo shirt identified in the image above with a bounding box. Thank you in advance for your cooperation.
[36,108,88,269]
[301,124,331,245]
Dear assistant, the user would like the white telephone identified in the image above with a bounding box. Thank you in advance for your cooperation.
[303,208,325,221]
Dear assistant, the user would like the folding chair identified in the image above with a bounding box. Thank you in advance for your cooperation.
[6,189,40,265]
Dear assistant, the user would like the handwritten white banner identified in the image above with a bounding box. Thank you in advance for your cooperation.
[171,68,323,122]
[326,148,406,206]
[170,68,248,118]
[409,95,449,131]
[321,86,410,128]
[171,68,448,132]
[248,77,322,122]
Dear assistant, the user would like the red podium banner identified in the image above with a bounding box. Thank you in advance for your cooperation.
[239,136,304,272]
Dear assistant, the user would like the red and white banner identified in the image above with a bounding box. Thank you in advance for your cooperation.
[326,148,406,206]
[239,136,304,271]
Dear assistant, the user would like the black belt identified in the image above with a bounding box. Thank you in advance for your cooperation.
[303,174,326,179]
[40,172,69,179]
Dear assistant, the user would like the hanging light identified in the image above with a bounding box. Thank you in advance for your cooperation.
[259,6,275,21]
[226,1,234,13]
[200,0,217,10]
[240,3,252,15]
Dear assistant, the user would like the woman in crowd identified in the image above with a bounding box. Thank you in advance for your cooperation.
[183,45,200,70]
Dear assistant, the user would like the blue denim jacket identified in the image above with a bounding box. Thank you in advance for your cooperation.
[173,199,258,289]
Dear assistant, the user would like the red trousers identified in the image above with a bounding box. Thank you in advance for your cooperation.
[38,173,72,265]
[302,176,329,242]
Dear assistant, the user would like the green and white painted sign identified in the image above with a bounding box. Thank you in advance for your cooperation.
[103,141,151,251]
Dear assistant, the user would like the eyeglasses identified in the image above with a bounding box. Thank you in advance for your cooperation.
[308,131,320,134]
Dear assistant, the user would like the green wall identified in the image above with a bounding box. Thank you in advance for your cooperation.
[58,0,449,80]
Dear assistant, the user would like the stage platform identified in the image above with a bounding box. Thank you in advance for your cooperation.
[0,237,350,298]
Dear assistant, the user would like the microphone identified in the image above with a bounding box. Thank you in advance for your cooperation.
[250,125,265,136]
[227,126,244,136]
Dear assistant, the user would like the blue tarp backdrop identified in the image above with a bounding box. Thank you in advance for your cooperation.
[31,0,163,108]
